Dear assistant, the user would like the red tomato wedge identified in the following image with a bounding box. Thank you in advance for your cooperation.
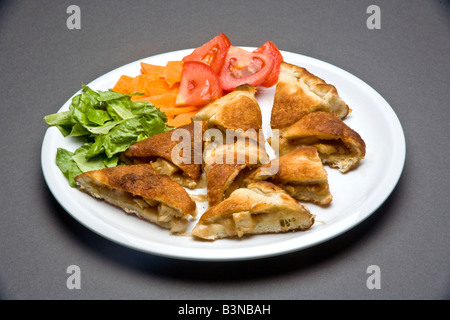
[219,46,275,91]
[253,41,283,87]
[176,61,223,106]
[182,33,231,74]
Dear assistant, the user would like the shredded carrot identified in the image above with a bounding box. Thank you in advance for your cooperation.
[163,61,184,88]
[131,92,177,108]
[159,105,199,117]
[140,62,166,79]
[166,111,198,127]
[113,60,202,127]
[112,75,135,94]
[135,77,172,96]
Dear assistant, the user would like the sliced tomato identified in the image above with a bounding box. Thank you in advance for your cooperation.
[182,33,231,74]
[253,41,283,87]
[176,61,223,106]
[219,46,275,91]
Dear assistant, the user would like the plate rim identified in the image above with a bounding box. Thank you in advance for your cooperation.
[41,49,406,261]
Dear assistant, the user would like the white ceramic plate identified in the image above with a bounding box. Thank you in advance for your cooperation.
[41,48,406,261]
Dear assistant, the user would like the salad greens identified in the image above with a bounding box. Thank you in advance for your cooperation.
[44,84,171,187]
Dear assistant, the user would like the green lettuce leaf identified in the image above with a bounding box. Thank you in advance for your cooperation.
[55,148,83,188]
[86,104,111,125]
[44,85,170,187]
[96,89,126,101]
[43,111,72,126]
[106,97,135,121]
[72,143,107,173]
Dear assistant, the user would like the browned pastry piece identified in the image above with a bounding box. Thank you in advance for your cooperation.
[203,138,269,207]
[193,84,263,142]
[198,84,269,207]
[271,111,366,173]
[270,62,350,129]
[244,146,332,205]
[74,164,197,234]
[123,121,206,189]
[191,181,315,240]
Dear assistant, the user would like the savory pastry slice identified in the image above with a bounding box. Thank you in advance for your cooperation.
[271,111,366,173]
[270,62,350,129]
[191,181,315,240]
[203,138,269,207]
[75,164,197,233]
[193,84,263,141]
[122,121,206,189]
[244,146,332,205]
[204,160,247,208]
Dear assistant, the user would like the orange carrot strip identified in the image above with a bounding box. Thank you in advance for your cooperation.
[163,61,184,88]
[140,62,166,79]
[112,75,135,94]
[144,79,173,96]
[167,111,198,127]
[132,74,149,94]
[132,76,171,96]
[159,105,199,117]
[131,92,178,107]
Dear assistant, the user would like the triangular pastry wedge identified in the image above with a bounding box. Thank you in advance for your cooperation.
[244,147,332,205]
[203,138,269,207]
[270,62,349,129]
[191,181,315,240]
[193,84,263,141]
[122,121,206,189]
[271,111,365,173]
[74,164,197,233]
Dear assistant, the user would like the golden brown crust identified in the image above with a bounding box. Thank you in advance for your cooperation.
[123,121,206,181]
[192,181,315,240]
[246,146,328,183]
[203,138,269,207]
[75,164,197,216]
[270,62,349,129]
[199,84,269,205]
[204,163,247,207]
[282,111,365,150]
[244,147,332,205]
[199,182,291,221]
[203,137,269,167]
[275,111,366,173]
[193,84,262,133]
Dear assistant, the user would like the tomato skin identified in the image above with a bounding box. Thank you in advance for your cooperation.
[182,33,231,74]
[176,61,223,106]
[219,46,275,91]
[253,41,283,87]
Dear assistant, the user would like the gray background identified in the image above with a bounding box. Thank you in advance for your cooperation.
[1,0,449,300]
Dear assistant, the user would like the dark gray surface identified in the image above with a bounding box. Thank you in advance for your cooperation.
[1,0,449,300]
